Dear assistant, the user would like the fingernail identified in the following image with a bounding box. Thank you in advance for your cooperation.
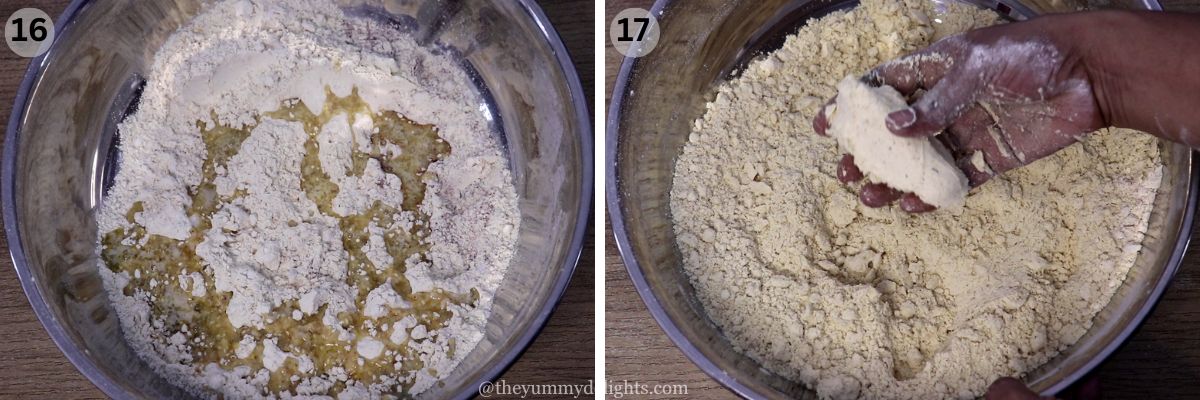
[899,193,936,213]
[860,183,902,208]
[837,154,863,183]
[812,109,828,136]
[886,108,917,131]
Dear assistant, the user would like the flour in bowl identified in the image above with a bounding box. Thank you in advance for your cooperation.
[95,0,519,397]
[671,0,1163,398]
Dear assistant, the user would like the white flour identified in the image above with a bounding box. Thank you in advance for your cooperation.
[825,76,968,208]
[671,0,1163,398]
[95,0,519,398]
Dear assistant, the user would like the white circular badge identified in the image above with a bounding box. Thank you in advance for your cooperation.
[5,8,54,58]
[609,8,660,58]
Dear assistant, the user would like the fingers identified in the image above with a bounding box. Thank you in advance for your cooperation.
[813,106,829,136]
[888,76,980,138]
[958,153,996,188]
[899,193,936,213]
[820,47,959,138]
[812,99,836,136]
[869,51,955,96]
[943,107,1022,185]
[859,184,939,212]
[843,155,936,212]
[870,40,977,138]
[985,378,1043,400]
[837,154,863,183]
[853,179,941,212]
[842,156,892,207]
[859,183,902,208]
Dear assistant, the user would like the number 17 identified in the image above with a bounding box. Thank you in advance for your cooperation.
[616,17,650,42]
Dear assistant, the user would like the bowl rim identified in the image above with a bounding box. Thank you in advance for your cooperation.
[605,1,1196,399]
[606,2,766,397]
[1,1,593,399]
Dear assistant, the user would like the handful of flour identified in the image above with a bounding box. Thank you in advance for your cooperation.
[825,75,968,208]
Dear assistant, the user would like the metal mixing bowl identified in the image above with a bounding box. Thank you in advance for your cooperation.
[607,0,1197,398]
[2,0,590,399]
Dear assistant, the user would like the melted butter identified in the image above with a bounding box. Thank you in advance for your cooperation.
[101,88,470,396]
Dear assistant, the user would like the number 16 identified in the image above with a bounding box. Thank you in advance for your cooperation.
[11,17,48,42]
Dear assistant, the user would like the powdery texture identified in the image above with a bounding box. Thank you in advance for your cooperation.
[95,0,518,397]
[671,0,1163,398]
[826,76,968,208]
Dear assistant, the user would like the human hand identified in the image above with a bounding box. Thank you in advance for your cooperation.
[812,18,1104,212]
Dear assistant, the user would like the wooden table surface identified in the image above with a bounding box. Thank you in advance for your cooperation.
[0,1,595,398]
[604,0,1200,399]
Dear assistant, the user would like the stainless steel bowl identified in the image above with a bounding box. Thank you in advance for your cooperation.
[607,0,1198,398]
[3,1,590,399]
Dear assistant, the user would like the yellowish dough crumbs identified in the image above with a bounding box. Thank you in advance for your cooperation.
[670,0,1163,398]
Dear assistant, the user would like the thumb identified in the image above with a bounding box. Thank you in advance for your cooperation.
[887,73,978,138]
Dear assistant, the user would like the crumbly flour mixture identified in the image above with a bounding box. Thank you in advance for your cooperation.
[96,0,519,398]
[671,0,1163,398]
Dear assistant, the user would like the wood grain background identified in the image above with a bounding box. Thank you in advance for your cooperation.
[604,0,1200,399]
[0,1,594,398]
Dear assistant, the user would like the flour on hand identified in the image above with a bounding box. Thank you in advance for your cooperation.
[826,76,968,208]
[672,0,1162,398]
